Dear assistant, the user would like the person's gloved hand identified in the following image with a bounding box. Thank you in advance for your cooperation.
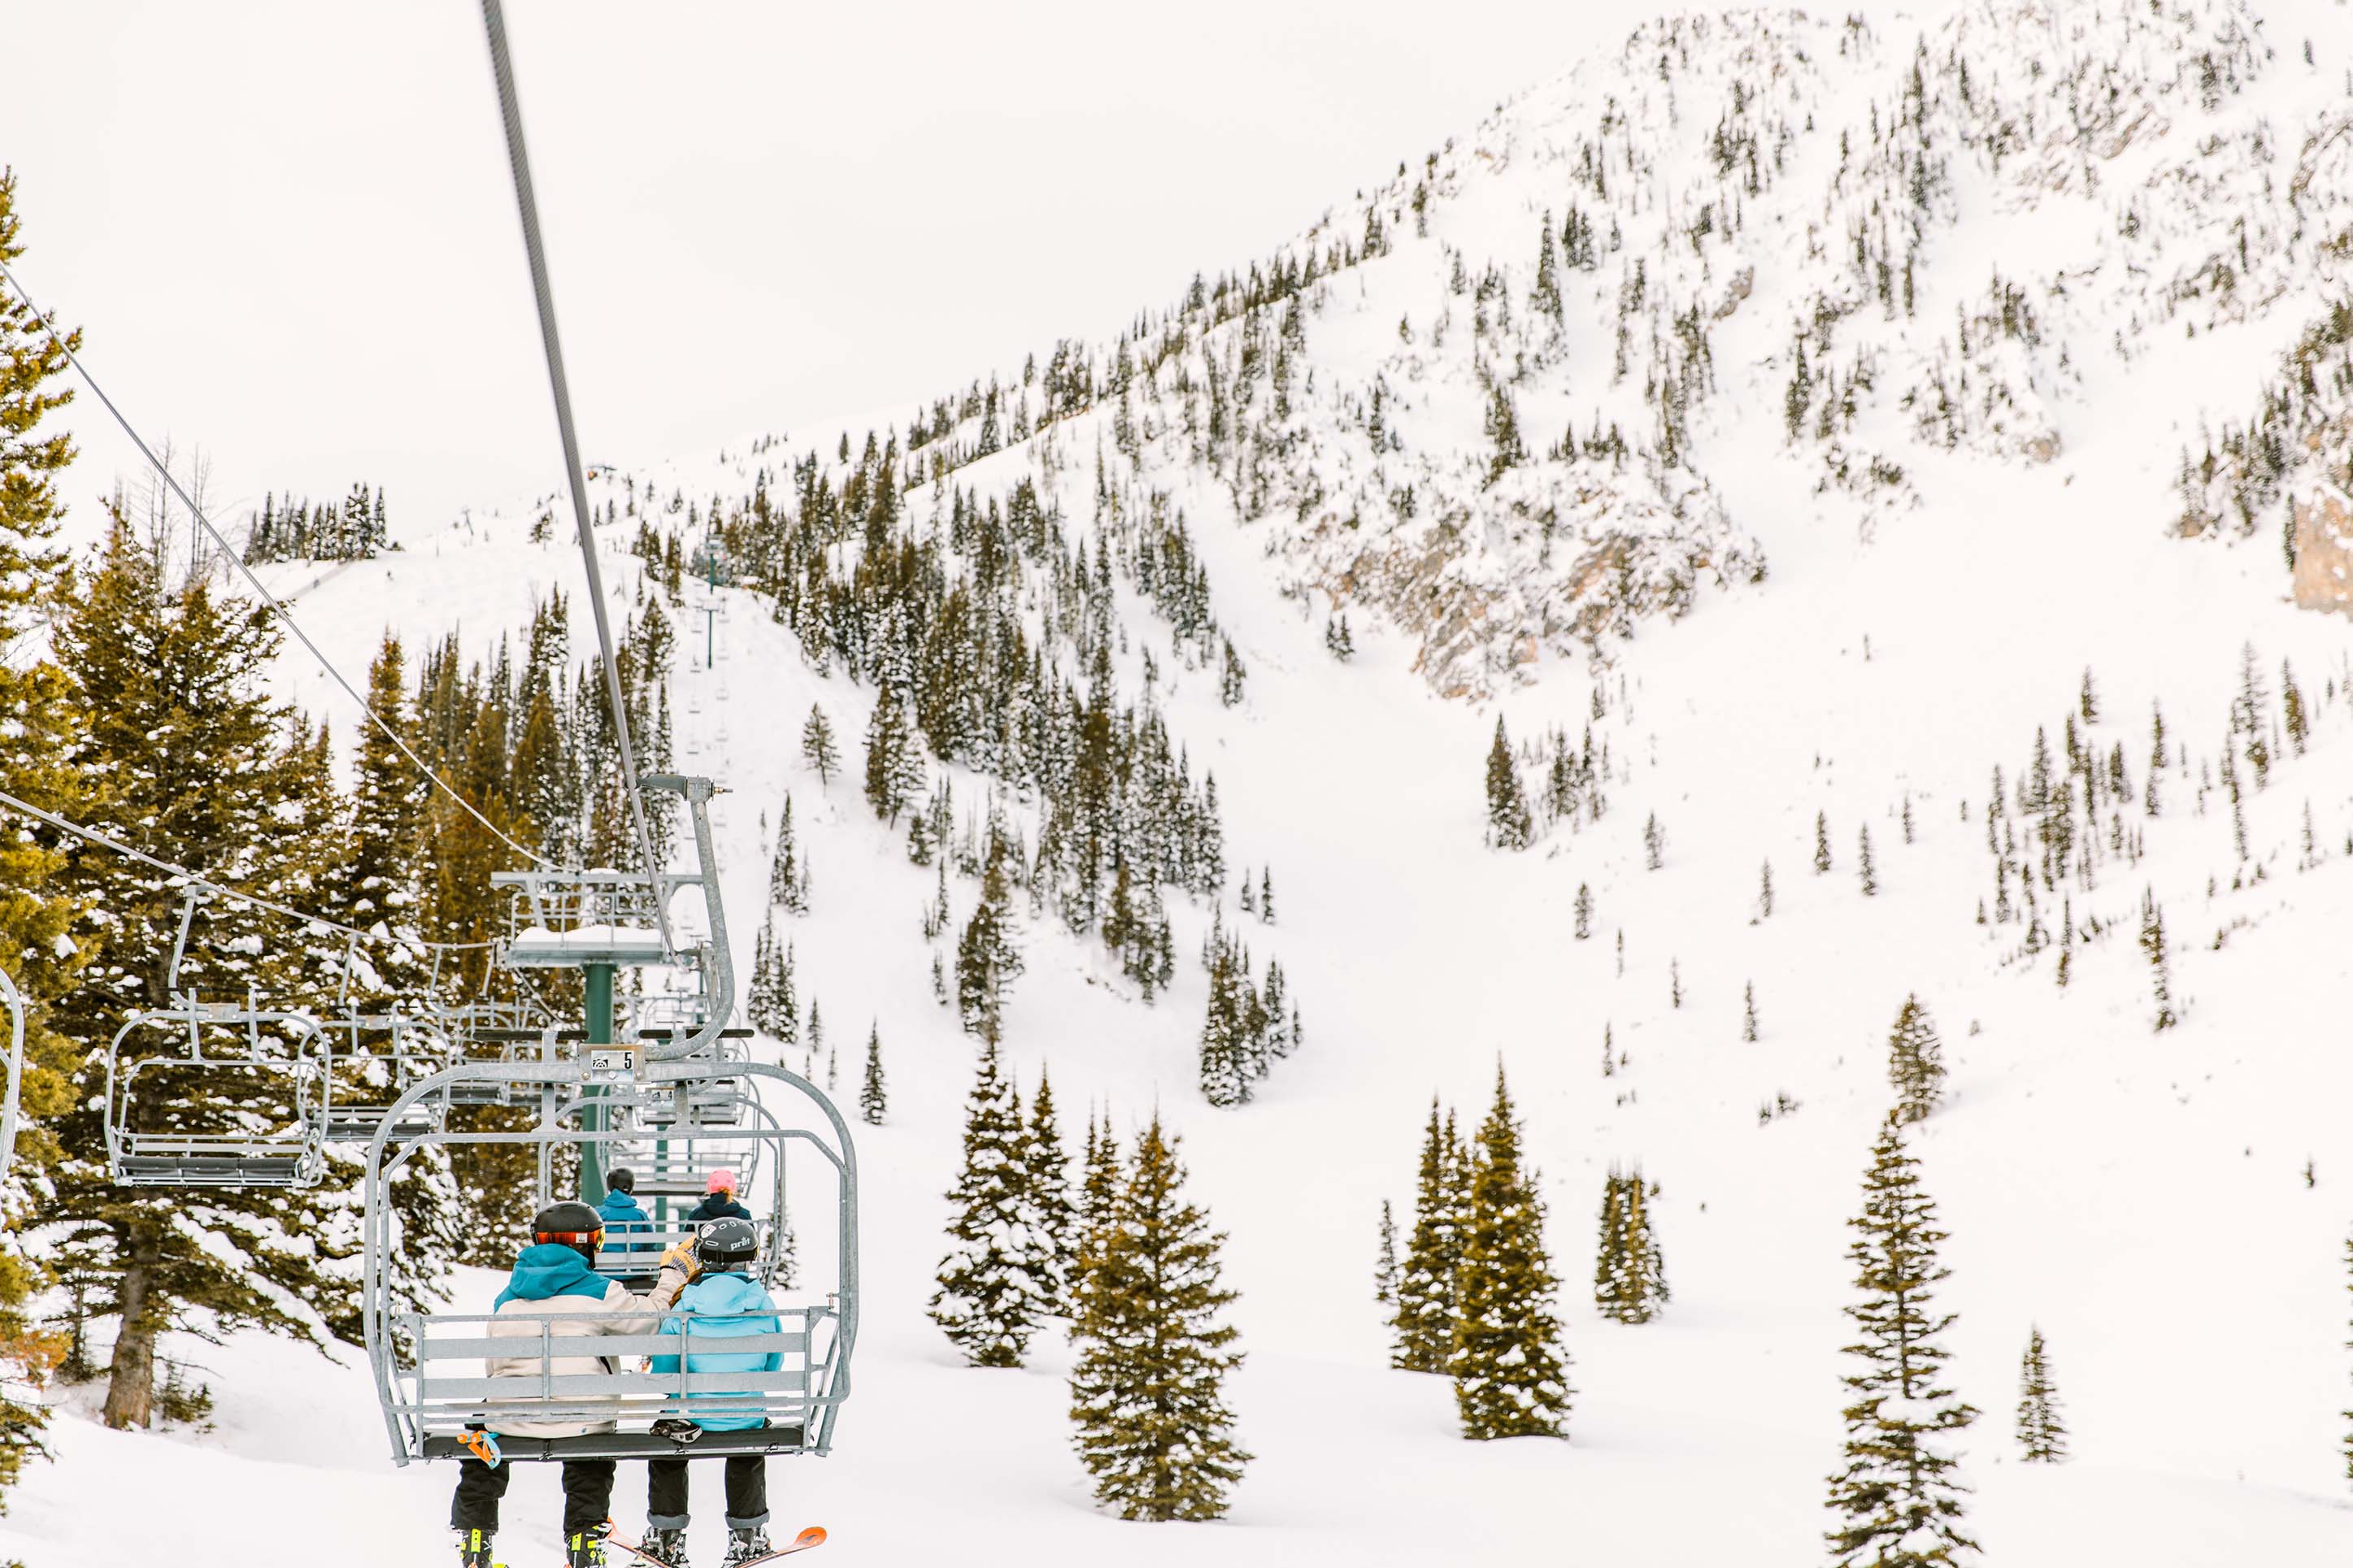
[659,1237,702,1279]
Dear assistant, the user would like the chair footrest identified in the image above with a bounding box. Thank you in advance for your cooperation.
[420,1427,806,1462]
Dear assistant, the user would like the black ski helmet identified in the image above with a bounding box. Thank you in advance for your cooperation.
[607,1167,637,1195]
[533,1200,605,1266]
[696,1216,759,1272]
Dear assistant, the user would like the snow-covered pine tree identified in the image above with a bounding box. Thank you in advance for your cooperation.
[2016,1325,2067,1463]
[1450,1066,1571,1439]
[956,838,1022,1040]
[1374,1200,1400,1305]
[1743,982,1760,1043]
[859,1021,887,1126]
[769,793,807,913]
[928,1038,1047,1366]
[1485,718,1533,849]
[1759,859,1774,918]
[1859,823,1878,896]
[1574,883,1593,939]
[1023,1068,1076,1313]
[1887,994,1945,1123]
[863,684,922,823]
[1391,1099,1464,1372]
[1644,811,1665,870]
[1816,810,1833,873]
[801,701,839,785]
[1593,1166,1669,1325]
[1068,1115,1250,1520]
[46,515,363,1430]
[746,914,787,1037]
[0,167,93,1495]
[2138,888,2177,1032]
[1824,1114,1979,1568]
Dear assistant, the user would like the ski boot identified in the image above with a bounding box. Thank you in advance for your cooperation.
[565,1527,608,1568]
[720,1528,770,1566]
[456,1528,498,1568]
[637,1527,689,1568]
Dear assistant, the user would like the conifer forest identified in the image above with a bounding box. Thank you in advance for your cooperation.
[4,1,2353,1564]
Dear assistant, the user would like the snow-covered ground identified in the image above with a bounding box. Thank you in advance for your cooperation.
[11,0,2353,1562]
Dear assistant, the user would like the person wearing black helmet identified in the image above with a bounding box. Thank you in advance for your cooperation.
[451,1199,697,1568]
[598,1167,658,1270]
[635,1216,782,1568]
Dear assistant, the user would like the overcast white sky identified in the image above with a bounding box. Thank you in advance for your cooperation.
[7,1,1779,544]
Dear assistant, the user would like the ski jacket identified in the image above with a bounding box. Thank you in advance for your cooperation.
[686,1193,753,1224]
[650,1270,785,1431]
[481,1243,687,1439]
[597,1189,656,1252]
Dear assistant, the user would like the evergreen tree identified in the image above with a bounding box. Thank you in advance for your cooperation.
[746,914,794,1040]
[1593,1166,1669,1324]
[1485,719,1533,849]
[1023,1068,1076,1313]
[1391,1100,1464,1372]
[1760,860,1774,919]
[928,1038,1047,1366]
[1573,884,1592,940]
[863,684,921,823]
[1887,995,1945,1123]
[2015,1326,2067,1463]
[1824,1114,1979,1568]
[1451,1066,1571,1439]
[1644,812,1665,871]
[858,1021,887,1126]
[769,794,807,913]
[0,167,93,1495]
[2138,889,2177,1032]
[801,702,840,785]
[956,838,1023,1040]
[326,633,429,998]
[1743,982,1760,1043]
[1374,1200,1400,1305]
[1816,810,1833,873]
[1859,824,1878,896]
[46,515,361,1430]
[1068,1116,1250,1520]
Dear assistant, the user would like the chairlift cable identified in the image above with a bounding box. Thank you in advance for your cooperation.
[477,0,672,953]
[0,258,555,874]
[0,785,499,952]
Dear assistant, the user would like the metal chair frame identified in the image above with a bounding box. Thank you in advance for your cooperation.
[361,1055,856,1466]
[103,1001,329,1188]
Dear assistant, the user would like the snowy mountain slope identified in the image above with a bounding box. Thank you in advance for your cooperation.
[15,1,2353,1564]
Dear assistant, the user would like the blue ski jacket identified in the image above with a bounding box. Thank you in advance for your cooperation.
[597,1189,655,1252]
[651,1270,785,1431]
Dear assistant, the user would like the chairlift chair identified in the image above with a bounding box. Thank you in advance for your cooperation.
[361,1053,857,1466]
[104,1001,330,1188]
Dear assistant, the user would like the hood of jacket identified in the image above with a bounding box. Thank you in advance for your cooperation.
[494,1242,612,1310]
[674,1270,774,1319]
[597,1191,649,1223]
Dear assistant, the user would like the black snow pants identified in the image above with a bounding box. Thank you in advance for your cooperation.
[646,1453,769,1531]
[452,1456,619,1540]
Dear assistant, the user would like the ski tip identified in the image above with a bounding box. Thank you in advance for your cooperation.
[794,1526,827,1548]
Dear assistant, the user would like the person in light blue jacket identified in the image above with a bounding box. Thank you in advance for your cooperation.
[637,1218,781,1567]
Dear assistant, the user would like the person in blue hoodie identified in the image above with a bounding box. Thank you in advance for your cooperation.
[597,1167,657,1270]
[453,1201,692,1568]
[636,1217,780,1568]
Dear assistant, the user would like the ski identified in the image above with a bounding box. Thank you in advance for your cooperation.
[596,1525,824,1568]
[730,1526,828,1565]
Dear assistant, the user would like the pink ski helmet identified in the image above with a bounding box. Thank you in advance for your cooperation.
[705,1168,738,1196]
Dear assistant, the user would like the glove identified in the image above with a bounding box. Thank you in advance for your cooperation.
[659,1239,702,1279]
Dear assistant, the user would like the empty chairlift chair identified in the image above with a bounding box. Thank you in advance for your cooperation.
[320,1010,458,1145]
[105,1001,330,1188]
